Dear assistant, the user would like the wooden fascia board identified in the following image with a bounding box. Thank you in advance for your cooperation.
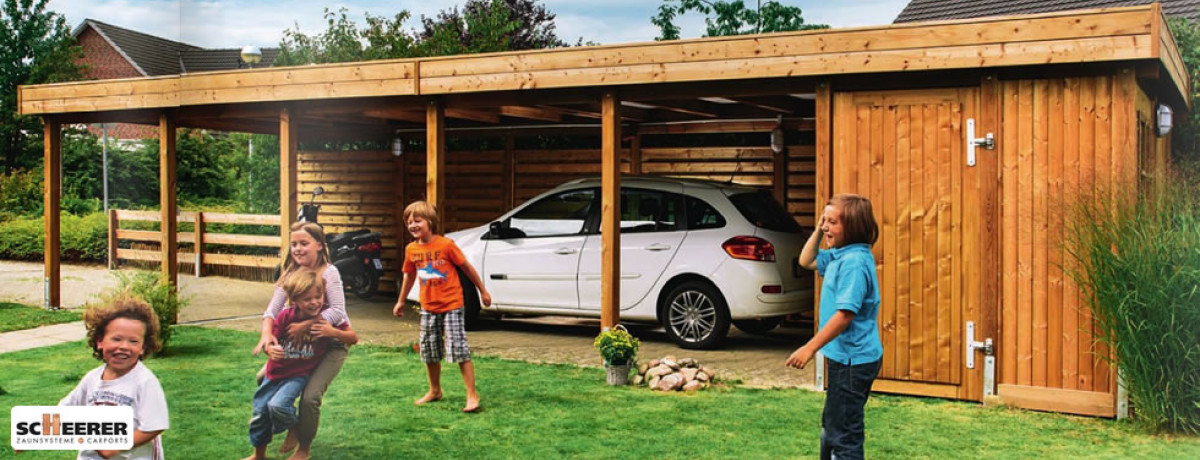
[20,5,1183,117]
[1155,10,1191,109]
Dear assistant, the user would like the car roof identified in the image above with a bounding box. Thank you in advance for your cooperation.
[558,175,759,193]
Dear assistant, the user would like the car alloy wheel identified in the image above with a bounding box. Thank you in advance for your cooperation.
[663,281,730,349]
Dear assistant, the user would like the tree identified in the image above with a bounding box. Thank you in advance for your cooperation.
[1168,16,1200,163]
[652,0,827,40]
[416,0,568,56]
[0,0,84,173]
[274,0,568,66]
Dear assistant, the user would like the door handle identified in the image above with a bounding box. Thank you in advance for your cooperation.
[554,248,578,255]
[645,243,672,251]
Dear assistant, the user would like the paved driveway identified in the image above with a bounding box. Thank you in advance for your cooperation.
[0,261,816,388]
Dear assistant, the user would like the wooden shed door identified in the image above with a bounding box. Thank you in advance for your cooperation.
[832,88,986,401]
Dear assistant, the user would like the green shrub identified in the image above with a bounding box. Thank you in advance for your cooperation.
[0,169,43,220]
[91,271,186,351]
[0,212,108,262]
[1063,171,1200,434]
[594,326,639,366]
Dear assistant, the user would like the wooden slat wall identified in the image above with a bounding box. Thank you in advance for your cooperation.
[299,150,401,290]
[997,73,1139,403]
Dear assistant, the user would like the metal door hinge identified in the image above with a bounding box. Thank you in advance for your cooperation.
[966,320,996,397]
[966,119,994,167]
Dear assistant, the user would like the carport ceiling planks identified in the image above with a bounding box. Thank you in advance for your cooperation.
[19,5,1188,131]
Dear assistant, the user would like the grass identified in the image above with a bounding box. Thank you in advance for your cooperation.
[0,302,81,333]
[2,327,1198,459]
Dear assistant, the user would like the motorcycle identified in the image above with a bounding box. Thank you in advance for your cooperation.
[293,186,384,299]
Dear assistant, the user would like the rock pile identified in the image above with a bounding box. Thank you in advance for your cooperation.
[632,356,716,392]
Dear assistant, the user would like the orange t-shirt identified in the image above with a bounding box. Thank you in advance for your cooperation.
[402,236,467,313]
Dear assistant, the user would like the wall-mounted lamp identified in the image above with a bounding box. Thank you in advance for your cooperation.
[1157,103,1173,137]
[769,115,785,154]
[240,46,262,69]
[391,136,404,157]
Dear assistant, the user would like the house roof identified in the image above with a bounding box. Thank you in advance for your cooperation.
[895,0,1200,23]
[73,19,279,76]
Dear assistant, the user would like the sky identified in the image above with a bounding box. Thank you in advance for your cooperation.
[48,0,911,49]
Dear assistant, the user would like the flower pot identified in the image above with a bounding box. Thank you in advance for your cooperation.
[605,363,632,385]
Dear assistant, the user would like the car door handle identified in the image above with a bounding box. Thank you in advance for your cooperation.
[554,248,578,255]
[645,243,672,251]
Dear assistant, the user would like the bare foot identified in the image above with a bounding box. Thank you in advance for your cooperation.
[414,391,443,406]
[463,396,481,413]
[286,450,311,460]
[279,430,298,454]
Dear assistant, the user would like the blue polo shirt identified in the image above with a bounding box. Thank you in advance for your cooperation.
[816,243,883,366]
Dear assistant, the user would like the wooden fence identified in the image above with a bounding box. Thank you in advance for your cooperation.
[109,209,280,277]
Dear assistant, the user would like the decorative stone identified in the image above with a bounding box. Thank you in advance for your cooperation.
[632,374,644,386]
[648,375,660,388]
[696,371,710,382]
[654,373,684,391]
[679,358,698,368]
[661,358,679,370]
[637,362,650,374]
[680,367,699,382]
[682,380,703,392]
[648,359,661,368]
[700,366,715,377]
[646,365,673,379]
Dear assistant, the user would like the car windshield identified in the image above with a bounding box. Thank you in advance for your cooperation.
[727,190,801,233]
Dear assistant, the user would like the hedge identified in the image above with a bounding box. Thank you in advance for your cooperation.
[0,212,107,262]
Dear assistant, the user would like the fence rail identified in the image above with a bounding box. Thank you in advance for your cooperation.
[109,209,281,275]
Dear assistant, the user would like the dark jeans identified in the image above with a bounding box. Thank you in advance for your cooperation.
[821,358,881,460]
[250,376,308,447]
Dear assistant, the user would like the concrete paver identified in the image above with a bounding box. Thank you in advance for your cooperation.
[0,321,86,354]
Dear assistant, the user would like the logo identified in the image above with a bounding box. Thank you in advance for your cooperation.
[11,406,133,451]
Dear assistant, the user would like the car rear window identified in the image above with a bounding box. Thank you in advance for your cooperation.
[728,190,801,233]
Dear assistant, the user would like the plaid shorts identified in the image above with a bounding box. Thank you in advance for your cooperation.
[419,308,472,363]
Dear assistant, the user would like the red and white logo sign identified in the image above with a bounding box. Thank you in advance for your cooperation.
[11,406,134,451]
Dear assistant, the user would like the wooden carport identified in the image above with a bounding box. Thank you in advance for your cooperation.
[21,5,1188,416]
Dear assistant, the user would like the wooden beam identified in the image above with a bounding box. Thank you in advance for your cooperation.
[363,108,425,123]
[280,108,298,253]
[641,100,719,118]
[446,107,500,124]
[43,118,61,309]
[159,113,178,287]
[427,100,446,213]
[600,91,622,329]
[728,96,797,114]
[500,105,563,122]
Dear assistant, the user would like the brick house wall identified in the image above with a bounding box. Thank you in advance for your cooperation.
[75,27,157,140]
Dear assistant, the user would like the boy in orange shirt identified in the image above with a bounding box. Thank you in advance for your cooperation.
[392,200,492,413]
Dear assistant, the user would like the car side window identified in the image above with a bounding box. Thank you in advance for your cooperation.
[509,189,595,237]
[686,196,726,230]
[620,189,679,233]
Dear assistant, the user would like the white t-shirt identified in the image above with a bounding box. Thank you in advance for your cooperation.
[59,361,170,460]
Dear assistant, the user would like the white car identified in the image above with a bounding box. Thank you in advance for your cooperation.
[409,176,810,349]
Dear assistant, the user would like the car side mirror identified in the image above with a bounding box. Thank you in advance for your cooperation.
[487,220,526,240]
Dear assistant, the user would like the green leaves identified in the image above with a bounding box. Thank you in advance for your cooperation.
[653,0,828,41]
[594,327,640,366]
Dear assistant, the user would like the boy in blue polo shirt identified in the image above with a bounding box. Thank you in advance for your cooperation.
[787,194,883,460]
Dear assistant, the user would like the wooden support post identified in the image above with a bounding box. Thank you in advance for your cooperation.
[979,74,1003,398]
[502,133,515,209]
[43,118,61,309]
[194,212,205,277]
[600,91,622,330]
[426,100,446,215]
[159,113,178,286]
[108,209,118,270]
[280,108,298,254]
[394,149,408,277]
[814,80,833,336]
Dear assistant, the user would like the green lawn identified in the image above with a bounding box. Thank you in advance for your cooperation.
[1,327,1197,459]
[0,302,81,332]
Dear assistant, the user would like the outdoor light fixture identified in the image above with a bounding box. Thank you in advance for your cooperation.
[391,136,404,157]
[769,115,785,154]
[240,45,262,68]
[1157,103,1173,137]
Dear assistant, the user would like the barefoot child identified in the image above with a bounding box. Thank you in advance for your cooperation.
[60,294,169,460]
[392,200,492,413]
[786,194,883,460]
[247,269,357,460]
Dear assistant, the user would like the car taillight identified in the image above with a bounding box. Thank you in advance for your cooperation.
[357,242,381,252]
[722,236,775,262]
[761,285,782,294]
